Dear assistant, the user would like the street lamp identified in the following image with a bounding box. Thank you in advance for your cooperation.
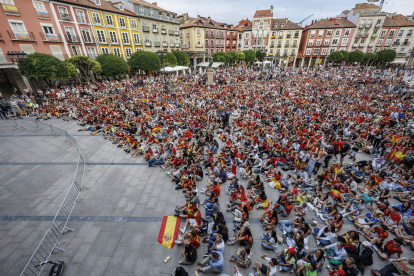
[7,51,41,104]
[156,49,168,93]
[262,49,268,72]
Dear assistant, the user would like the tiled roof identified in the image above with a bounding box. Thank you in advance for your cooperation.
[253,9,273,18]
[354,3,380,9]
[304,17,356,30]
[56,0,137,16]
[233,20,252,32]
[390,14,414,26]
[342,10,350,15]
[129,0,175,14]
[383,17,400,27]
[271,18,301,30]
[179,17,231,30]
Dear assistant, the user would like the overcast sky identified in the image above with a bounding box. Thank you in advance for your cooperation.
[154,0,414,26]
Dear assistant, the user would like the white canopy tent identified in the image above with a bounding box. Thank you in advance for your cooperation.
[160,66,190,74]
[390,60,406,64]
[196,62,225,68]
[254,61,262,65]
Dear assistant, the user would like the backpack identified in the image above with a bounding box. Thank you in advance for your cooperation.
[281,165,290,171]
[175,267,188,276]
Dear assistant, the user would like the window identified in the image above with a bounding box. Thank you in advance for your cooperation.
[283,49,288,55]
[106,15,113,26]
[322,48,327,55]
[389,30,395,37]
[96,30,106,43]
[197,29,200,37]
[318,30,323,37]
[58,7,70,21]
[276,49,280,55]
[197,39,200,46]
[34,1,46,11]
[122,32,129,44]
[376,19,382,24]
[101,47,109,54]
[399,48,405,53]
[310,30,316,38]
[125,48,132,58]
[1,0,15,4]
[131,19,137,30]
[87,47,95,57]
[287,31,291,37]
[92,12,101,25]
[344,30,350,36]
[308,40,313,46]
[245,32,249,39]
[133,33,140,45]
[332,39,338,45]
[76,10,86,24]
[119,17,126,28]
[113,48,121,57]
[324,40,329,46]
[64,26,76,41]
[314,49,320,55]
[408,30,413,36]
[210,40,213,47]
[95,0,100,5]
[205,40,208,47]
[316,40,321,46]
[385,39,391,46]
[374,47,379,53]
[291,49,295,55]
[72,46,82,55]
[306,49,311,55]
[329,48,335,54]
[211,31,214,37]
[341,38,348,46]
[109,31,117,43]
[42,25,54,35]
[153,24,157,32]
[279,31,283,38]
[398,30,403,36]
[81,28,92,43]
[377,39,383,46]
[380,30,386,37]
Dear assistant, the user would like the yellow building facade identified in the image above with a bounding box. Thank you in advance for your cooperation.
[88,4,142,60]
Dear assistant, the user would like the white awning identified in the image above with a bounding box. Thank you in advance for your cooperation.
[390,60,406,64]
[263,61,272,64]
[160,66,175,72]
[197,62,225,68]
[254,61,262,64]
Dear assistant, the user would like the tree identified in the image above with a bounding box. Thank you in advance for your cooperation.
[172,50,190,66]
[18,53,70,88]
[212,52,230,64]
[365,53,377,66]
[164,52,178,67]
[65,55,101,83]
[256,49,266,62]
[65,62,78,78]
[129,51,161,74]
[348,50,365,63]
[339,50,349,62]
[377,49,397,63]
[96,54,130,78]
[328,51,349,63]
[227,51,238,64]
[237,52,246,62]
[243,50,256,63]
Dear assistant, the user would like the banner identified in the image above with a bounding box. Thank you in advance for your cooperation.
[157,216,181,249]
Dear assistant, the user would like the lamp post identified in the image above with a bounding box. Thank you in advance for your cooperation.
[262,49,267,73]
[7,51,41,104]
[156,49,168,93]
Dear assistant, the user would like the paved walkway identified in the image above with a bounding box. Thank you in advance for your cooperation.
[0,119,411,276]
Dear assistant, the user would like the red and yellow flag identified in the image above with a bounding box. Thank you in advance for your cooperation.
[386,146,397,159]
[158,216,181,249]
[391,135,401,143]
[393,151,407,163]
[269,179,282,189]
[151,125,162,136]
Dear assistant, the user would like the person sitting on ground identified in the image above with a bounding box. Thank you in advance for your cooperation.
[179,244,198,265]
[254,254,278,276]
[371,256,414,276]
[196,251,224,274]
[323,241,347,266]
[370,237,403,260]
[229,246,252,268]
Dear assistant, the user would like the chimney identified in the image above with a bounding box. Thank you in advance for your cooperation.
[198,15,200,19]
[152,2,157,6]
[208,16,210,19]
[270,5,274,13]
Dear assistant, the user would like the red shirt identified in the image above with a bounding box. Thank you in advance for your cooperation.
[212,185,221,197]
[373,226,388,241]
[285,204,293,216]
[385,240,403,255]
[388,211,401,225]
[190,235,200,249]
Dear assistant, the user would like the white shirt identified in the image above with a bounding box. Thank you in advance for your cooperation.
[264,257,278,276]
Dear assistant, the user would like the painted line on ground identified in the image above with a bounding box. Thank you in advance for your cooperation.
[0,162,148,166]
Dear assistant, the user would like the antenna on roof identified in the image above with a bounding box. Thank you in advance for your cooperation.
[389,2,395,13]
[285,6,287,18]
[318,8,322,20]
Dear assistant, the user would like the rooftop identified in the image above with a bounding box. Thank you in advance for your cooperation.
[271,18,301,30]
[304,17,356,30]
[56,0,138,16]
[390,14,414,26]
[253,9,273,18]
[129,0,175,14]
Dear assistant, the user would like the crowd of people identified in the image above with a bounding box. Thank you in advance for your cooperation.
[2,65,414,276]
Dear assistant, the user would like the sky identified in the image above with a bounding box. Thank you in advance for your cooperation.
[153,0,414,26]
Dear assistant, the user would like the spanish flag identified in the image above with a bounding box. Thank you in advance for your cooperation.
[331,164,342,175]
[391,135,401,143]
[393,151,407,163]
[373,174,382,185]
[330,189,341,199]
[151,125,162,136]
[158,216,181,249]
[386,146,397,159]
[268,179,282,189]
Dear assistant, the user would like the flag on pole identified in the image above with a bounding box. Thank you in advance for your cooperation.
[158,216,181,249]
[392,151,407,163]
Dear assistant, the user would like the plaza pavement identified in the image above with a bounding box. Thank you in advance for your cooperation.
[0,111,413,275]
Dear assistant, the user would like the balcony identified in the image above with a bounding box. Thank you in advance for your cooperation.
[403,42,411,46]
[88,54,97,60]
[363,34,368,37]
[397,52,406,57]
[359,43,366,47]
[277,44,282,48]
[205,34,209,38]
[270,44,275,48]
[407,33,412,37]
[220,44,224,48]
[66,35,79,43]
[375,23,382,28]
[244,45,249,48]
[356,34,362,37]
[393,42,400,46]
[278,36,283,39]
[145,41,151,46]
[162,42,167,47]
[143,26,149,32]
[366,23,371,28]
[294,35,299,38]
[40,32,62,42]
[181,44,189,49]
[292,44,297,47]
[186,33,190,38]
[175,43,180,47]
[168,30,174,36]
[285,43,290,47]
[154,41,160,47]
[197,44,203,48]
[372,33,378,38]
[175,31,179,36]
[352,44,358,48]
[7,30,36,41]
[271,36,275,39]
[368,43,374,47]
[320,52,327,56]
[359,23,365,28]
[2,3,19,15]
[161,29,166,34]
[307,44,313,48]
[60,13,71,21]
[227,36,230,39]
[36,10,50,19]
[153,29,158,34]
[286,35,291,38]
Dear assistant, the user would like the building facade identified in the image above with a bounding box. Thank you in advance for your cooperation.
[339,3,387,55]
[387,14,414,64]
[113,0,180,53]
[374,16,399,52]
[234,19,252,52]
[268,18,302,67]
[251,7,273,52]
[297,18,356,67]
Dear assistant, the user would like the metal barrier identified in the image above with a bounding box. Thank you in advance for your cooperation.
[2,119,90,276]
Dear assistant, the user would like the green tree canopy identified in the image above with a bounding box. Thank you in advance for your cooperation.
[129,51,161,74]
[237,51,246,61]
[172,50,190,66]
[348,50,365,63]
[227,51,238,63]
[96,54,129,78]
[18,53,70,88]
[366,53,378,61]
[243,50,256,63]
[255,49,266,62]
[340,50,349,62]
[377,49,397,62]
[212,52,230,63]
[328,51,349,62]
[65,55,101,83]
[65,62,78,79]
[164,52,178,67]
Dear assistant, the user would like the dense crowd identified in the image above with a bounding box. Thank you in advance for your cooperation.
[2,65,414,276]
